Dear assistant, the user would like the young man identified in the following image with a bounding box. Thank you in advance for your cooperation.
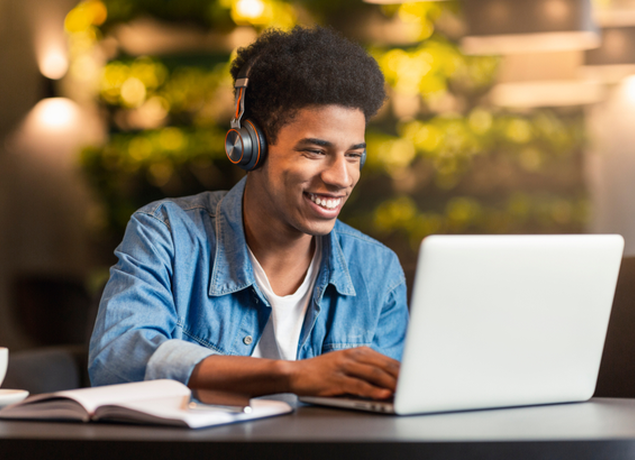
[89,26,409,400]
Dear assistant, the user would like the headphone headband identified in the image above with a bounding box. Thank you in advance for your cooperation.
[230,61,255,130]
[225,59,267,171]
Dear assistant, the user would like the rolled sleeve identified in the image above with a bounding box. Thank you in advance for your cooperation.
[145,339,217,384]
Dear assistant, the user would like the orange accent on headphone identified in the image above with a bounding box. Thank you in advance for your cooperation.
[235,88,244,121]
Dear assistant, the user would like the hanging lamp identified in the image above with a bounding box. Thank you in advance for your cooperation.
[460,0,600,55]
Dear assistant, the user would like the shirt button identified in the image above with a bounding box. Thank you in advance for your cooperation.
[243,335,253,345]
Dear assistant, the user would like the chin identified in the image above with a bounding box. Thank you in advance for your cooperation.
[301,220,337,237]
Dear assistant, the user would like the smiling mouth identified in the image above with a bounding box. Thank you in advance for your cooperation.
[306,193,342,210]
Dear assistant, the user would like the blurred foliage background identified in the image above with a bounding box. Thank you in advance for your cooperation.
[67,0,588,270]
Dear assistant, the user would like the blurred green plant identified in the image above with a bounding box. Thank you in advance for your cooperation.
[70,0,589,265]
[80,126,245,237]
[342,109,587,265]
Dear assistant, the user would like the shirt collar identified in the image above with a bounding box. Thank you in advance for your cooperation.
[208,176,356,297]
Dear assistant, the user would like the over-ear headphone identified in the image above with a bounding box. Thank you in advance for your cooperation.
[225,59,366,171]
[225,61,267,171]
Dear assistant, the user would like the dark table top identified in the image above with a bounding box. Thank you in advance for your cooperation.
[3,397,635,459]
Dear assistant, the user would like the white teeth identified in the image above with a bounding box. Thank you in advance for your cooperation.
[309,193,340,210]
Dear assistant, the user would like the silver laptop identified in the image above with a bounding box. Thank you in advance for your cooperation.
[300,234,624,415]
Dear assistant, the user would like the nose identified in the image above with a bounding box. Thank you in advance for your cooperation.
[321,153,357,189]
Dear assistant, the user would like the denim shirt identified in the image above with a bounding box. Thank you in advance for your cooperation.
[88,177,409,386]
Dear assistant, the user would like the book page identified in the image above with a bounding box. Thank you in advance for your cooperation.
[56,379,191,415]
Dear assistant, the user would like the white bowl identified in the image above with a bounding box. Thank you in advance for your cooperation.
[0,389,29,408]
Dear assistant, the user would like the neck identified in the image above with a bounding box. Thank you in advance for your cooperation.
[243,180,316,296]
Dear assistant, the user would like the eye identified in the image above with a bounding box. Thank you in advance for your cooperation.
[303,149,325,156]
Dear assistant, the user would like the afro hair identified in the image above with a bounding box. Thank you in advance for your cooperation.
[230,26,386,145]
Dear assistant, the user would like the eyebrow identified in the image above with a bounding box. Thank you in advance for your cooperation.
[296,138,366,150]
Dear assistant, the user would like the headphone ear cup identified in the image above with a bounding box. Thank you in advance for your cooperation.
[225,128,247,166]
[243,119,267,170]
[225,120,267,171]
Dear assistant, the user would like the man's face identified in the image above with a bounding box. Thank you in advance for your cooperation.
[247,104,366,238]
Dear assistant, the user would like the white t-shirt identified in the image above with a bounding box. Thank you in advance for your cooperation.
[249,238,321,361]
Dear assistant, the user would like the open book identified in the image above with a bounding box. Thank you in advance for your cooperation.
[0,379,293,429]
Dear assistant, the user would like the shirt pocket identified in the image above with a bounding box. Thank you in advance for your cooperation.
[322,320,374,353]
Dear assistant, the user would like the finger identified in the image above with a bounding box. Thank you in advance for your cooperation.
[342,347,401,379]
[339,375,394,400]
[340,360,398,392]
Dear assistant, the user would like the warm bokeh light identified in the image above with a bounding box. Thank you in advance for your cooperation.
[69,54,100,83]
[392,2,439,41]
[120,77,147,107]
[625,75,635,103]
[228,0,295,27]
[64,0,107,33]
[159,127,186,151]
[236,0,266,18]
[32,2,72,82]
[468,109,494,135]
[39,48,69,80]
[32,98,80,130]
[127,97,169,130]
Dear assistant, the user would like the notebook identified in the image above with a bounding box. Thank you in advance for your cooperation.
[300,234,624,415]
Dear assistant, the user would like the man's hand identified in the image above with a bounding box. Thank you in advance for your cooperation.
[189,347,400,400]
[286,347,399,400]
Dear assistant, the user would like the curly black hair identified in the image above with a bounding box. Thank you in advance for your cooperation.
[230,26,386,145]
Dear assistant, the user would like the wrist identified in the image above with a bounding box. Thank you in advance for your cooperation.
[273,359,297,394]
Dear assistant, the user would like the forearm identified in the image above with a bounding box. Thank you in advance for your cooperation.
[188,355,294,397]
[188,347,399,399]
